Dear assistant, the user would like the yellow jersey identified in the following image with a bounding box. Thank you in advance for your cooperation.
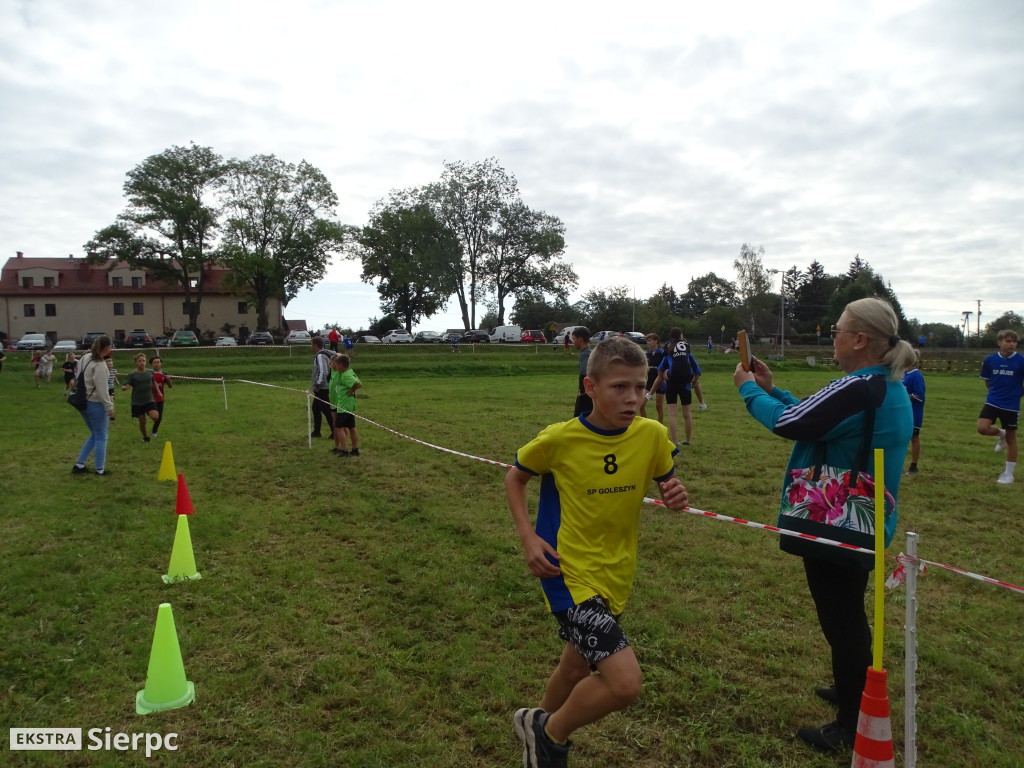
[514,415,677,615]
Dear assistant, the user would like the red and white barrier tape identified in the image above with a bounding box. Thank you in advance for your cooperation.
[180,375,1024,597]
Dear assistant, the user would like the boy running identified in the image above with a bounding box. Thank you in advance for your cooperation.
[150,355,172,438]
[505,337,689,767]
[978,329,1024,484]
[121,353,160,442]
[329,354,361,457]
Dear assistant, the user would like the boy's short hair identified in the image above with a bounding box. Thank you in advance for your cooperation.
[150,355,161,364]
[645,332,659,342]
[571,326,591,342]
[997,329,1019,343]
[134,352,146,363]
[312,335,324,350]
[587,337,647,380]
[335,353,351,368]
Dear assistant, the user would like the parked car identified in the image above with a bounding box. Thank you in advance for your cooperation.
[623,332,646,345]
[356,335,381,344]
[154,336,170,347]
[247,331,274,345]
[52,339,78,353]
[593,330,622,342]
[488,325,522,343]
[215,336,237,347]
[382,329,414,343]
[460,330,490,343]
[170,330,199,347]
[16,333,48,351]
[521,329,546,343]
[80,331,108,350]
[285,330,312,345]
[123,330,154,348]
[413,330,442,343]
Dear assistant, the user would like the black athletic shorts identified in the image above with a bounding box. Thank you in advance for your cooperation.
[979,404,1018,431]
[131,401,157,418]
[555,595,630,669]
[665,380,693,406]
[334,412,355,429]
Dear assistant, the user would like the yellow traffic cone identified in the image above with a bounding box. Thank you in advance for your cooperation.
[136,603,196,715]
[162,515,201,584]
[158,442,176,481]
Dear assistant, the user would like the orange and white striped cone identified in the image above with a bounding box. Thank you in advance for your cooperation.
[851,666,895,768]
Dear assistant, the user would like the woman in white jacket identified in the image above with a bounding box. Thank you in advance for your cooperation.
[72,335,115,476]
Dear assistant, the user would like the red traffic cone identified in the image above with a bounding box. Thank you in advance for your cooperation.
[175,473,195,516]
[851,667,895,768]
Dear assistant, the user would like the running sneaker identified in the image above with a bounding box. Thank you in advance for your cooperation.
[698,402,708,410]
[995,433,1007,453]
[514,708,571,768]
[997,473,1014,485]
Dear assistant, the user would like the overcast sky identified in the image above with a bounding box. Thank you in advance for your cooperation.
[2,0,1020,334]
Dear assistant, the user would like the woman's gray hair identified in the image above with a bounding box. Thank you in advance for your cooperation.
[843,297,917,380]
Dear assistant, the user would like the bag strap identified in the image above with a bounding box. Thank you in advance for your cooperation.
[809,399,877,484]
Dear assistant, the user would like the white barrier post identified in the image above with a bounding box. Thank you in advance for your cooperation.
[905,531,919,768]
[222,378,228,410]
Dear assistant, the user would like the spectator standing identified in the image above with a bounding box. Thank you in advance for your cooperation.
[571,327,592,417]
[902,350,926,474]
[328,327,340,352]
[71,335,116,475]
[309,336,334,438]
[329,353,362,456]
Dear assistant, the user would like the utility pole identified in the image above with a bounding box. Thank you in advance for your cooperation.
[977,300,981,339]
[962,311,973,345]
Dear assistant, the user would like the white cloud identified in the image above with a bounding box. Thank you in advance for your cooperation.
[1,0,1021,334]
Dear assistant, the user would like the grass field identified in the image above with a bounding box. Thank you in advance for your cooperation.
[1,344,1021,767]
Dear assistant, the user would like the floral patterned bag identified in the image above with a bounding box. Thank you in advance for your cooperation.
[778,406,894,570]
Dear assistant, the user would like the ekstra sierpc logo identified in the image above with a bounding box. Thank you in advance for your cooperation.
[10,728,82,750]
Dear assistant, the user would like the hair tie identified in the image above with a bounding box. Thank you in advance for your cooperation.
[889,334,899,348]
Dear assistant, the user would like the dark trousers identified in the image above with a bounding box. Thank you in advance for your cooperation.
[803,557,872,730]
[573,393,593,418]
[312,389,333,435]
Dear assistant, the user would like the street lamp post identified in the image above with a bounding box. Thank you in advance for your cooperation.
[769,268,786,360]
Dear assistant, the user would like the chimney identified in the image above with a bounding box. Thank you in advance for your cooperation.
[16,251,24,258]
[68,253,74,260]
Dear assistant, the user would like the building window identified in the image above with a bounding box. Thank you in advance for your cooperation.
[45,304,57,317]
[44,277,55,288]
[112,276,123,288]
[21,277,33,288]
[133,302,144,316]
[132,277,142,288]
[114,302,125,316]
[189,278,198,288]
[24,303,36,317]
[238,301,248,314]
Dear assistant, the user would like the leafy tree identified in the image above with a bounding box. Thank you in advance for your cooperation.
[366,314,401,338]
[793,260,839,330]
[509,290,575,332]
[357,200,462,332]
[919,322,963,348]
[85,143,225,330]
[847,254,868,280]
[482,201,575,324]
[579,286,635,331]
[219,155,346,331]
[733,243,774,333]
[680,273,738,317]
[425,158,518,329]
[828,261,909,335]
[982,311,1024,346]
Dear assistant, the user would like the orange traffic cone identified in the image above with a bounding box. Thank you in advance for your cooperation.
[175,473,195,516]
[851,667,895,768]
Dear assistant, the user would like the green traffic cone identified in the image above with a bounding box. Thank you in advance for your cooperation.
[136,603,196,715]
[162,514,201,584]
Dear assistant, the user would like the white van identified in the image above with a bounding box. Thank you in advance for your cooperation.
[488,325,522,343]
